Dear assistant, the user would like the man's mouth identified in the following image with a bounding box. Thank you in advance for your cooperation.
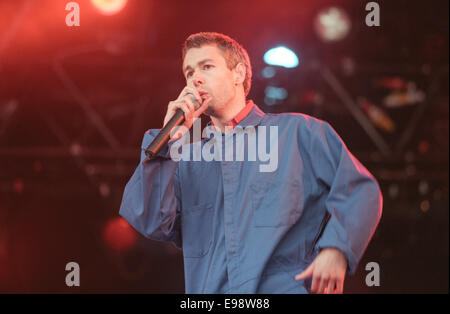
[198,91,209,99]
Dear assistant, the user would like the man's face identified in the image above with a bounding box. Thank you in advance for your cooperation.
[182,44,236,116]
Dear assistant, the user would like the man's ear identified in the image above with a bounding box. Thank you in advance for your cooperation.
[233,62,246,85]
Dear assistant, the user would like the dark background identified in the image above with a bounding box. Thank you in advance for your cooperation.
[0,0,448,293]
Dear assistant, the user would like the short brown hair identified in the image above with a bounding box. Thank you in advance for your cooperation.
[182,32,252,97]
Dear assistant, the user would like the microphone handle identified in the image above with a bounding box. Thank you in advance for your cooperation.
[145,108,185,159]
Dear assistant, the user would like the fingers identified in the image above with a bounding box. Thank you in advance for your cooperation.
[327,279,336,294]
[178,86,202,106]
[336,279,344,294]
[181,95,196,122]
[310,272,320,293]
[164,86,203,126]
[298,247,347,294]
[316,274,329,294]
[312,275,343,294]
[168,98,194,120]
[193,95,212,118]
[295,263,314,281]
[326,278,344,294]
[163,100,192,130]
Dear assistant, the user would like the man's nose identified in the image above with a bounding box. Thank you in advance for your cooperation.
[193,72,204,86]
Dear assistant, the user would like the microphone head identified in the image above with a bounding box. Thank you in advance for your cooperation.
[187,93,201,110]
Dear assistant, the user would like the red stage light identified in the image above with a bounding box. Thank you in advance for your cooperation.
[13,178,24,195]
[91,0,128,16]
[102,217,137,251]
[418,140,430,154]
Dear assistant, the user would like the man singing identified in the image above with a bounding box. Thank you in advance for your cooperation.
[119,32,382,294]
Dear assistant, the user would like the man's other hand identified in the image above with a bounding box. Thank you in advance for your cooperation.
[294,248,347,294]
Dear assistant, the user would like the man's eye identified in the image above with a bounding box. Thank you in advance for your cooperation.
[203,65,212,70]
[186,72,193,77]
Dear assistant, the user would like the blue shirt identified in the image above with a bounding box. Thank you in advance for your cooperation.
[119,102,383,293]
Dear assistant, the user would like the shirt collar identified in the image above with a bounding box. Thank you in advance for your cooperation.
[207,100,265,130]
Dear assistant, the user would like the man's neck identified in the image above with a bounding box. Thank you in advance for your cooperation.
[210,96,246,133]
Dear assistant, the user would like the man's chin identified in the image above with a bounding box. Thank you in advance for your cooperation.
[203,106,216,117]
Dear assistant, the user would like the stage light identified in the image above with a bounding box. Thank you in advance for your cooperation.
[359,98,396,133]
[314,7,351,42]
[388,184,399,199]
[264,86,288,106]
[301,90,324,105]
[420,200,430,213]
[70,143,82,156]
[418,181,429,195]
[99,183,111,198]
[102,217,137,251]
[13,178,24,195]
[265,86,288,100]
[417,140,430,154]
[91,0,127,16]
[263,46,299,68]
[383,83,426,108]
[262,66,276,79]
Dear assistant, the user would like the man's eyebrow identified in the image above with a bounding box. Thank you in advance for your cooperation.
[183,59,215,74]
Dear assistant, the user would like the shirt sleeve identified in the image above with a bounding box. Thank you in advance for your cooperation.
[118,129,182,249]
[308,120,383,275]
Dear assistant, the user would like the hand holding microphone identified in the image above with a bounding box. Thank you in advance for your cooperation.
[144,87,212,159]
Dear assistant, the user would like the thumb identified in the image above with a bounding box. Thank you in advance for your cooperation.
[295,262,314,281]
[183,97,212,130]
[193,96,212,118]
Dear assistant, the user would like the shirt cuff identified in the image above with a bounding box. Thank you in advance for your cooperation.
[141,129,176,160]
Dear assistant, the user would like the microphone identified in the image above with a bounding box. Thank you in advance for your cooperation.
[144,94,199,159]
